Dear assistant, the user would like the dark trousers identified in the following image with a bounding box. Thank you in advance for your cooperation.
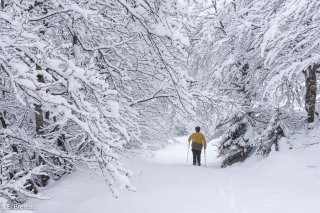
[192,149,201,165]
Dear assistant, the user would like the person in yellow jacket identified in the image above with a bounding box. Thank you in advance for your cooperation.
[188,126,207,166]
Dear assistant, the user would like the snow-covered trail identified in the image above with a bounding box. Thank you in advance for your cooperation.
[28,136,320,213]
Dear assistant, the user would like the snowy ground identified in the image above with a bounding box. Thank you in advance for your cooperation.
[19,132,320,213]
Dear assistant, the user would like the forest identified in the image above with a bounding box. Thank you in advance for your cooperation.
[0,0,319,207]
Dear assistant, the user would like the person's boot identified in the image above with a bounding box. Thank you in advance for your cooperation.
[198,163,201,166]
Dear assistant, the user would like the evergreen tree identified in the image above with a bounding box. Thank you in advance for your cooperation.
[217,113,254,168]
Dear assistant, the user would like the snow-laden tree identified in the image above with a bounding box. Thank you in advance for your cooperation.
[258,0,320,124]
[187,0,265,164]
[187,0,304,166]
[187,0,266,133]
[217,112,254,168]
[0,0,192,204]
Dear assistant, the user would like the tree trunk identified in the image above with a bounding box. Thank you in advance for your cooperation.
[33,67,50,186]
[305,64,319,123]
[1,78,7,129]
[1,0,5,9]
[35,72,45,135]
[0,111,7,128]
[35,104,44,135]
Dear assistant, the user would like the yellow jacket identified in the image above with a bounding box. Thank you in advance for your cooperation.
[188,132,207,149]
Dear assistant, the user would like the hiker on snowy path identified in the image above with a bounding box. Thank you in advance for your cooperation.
[188,126,207,166]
